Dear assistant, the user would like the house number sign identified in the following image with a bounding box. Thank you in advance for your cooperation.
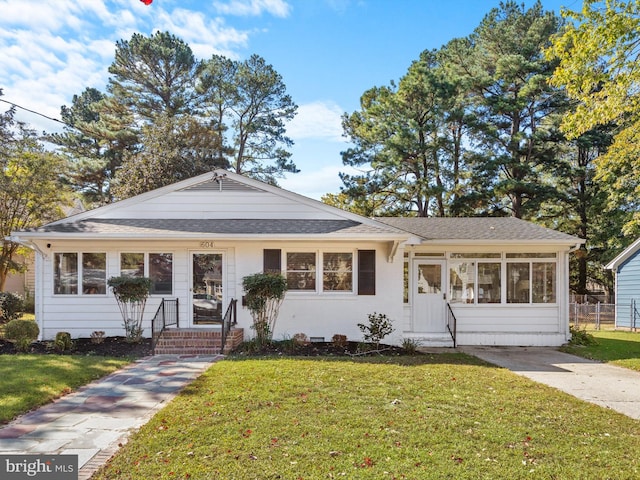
[200,241,215,248]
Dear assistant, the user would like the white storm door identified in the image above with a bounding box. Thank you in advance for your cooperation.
[412,260,447,333]
[191,252,224,326]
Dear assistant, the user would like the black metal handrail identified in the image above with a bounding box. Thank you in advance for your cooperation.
[446,303,457,348]
[220,299,237,354]
[151,298,179,353]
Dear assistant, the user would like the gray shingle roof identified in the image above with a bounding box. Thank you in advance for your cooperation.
[375,217,580,242]
[27,218,397,236]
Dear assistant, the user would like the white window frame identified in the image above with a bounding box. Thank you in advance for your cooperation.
[283,249,356,294]
[119,251,174,296]
[53,251,107,296]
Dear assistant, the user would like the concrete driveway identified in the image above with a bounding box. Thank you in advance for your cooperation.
[459,346,640,420]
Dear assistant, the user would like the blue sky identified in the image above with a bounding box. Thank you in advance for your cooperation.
[0,0,578,199]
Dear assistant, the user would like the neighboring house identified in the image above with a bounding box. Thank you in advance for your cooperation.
[605,238,640,328]
[3,251,35,297]
[8,169,582,348]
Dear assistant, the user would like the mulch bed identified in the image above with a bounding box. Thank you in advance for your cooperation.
[230,341,414,357]
[0,336,152,357]
[0,338,415,358]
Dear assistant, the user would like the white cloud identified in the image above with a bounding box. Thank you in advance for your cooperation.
[280,164,360,200]
[287,101,345,142]
[213,0,291,17]
[154,9,249,59]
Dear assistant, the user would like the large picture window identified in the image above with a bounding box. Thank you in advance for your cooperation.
[54,252,105,295]
[120,252,173,295]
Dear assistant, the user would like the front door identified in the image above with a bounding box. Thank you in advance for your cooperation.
[412,260,447,333]
[191,253,224,326]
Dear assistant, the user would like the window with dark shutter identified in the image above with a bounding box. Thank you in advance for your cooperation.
[263,249,282,273]
[358,250,376,295]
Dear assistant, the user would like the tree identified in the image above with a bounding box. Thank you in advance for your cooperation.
[112,113,228,198]
[108,31,199,121]
[536,125,620,296]
[242,272,287,347]
[547,0,640,234]
[443,1,565,219]
[224,54,298,184]
[0,108,70,290]
[49,88,133,206]
[107,276,152,343]
[341,49,467,216]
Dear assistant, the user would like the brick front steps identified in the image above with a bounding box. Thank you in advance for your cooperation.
[154,328,244,355]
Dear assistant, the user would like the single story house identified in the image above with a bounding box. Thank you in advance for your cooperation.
[9,169,582,350]
[606,238,640,328]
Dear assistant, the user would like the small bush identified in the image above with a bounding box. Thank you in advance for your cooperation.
[54,332,74,352]
[402,337,422,354]
[568,325,598,346]
[0,292,24,324]
[90,331,106,344]
[358,312,394,348]
[331,334,348,347]
[4,319,39,352]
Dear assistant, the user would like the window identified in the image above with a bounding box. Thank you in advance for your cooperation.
[286,252,316,291]
[323,253,353,291]
[532,263,556,303]
[54,252,105,295]
[120,252,173,295]
[403,253,409,303]
[264,249,374,295]
[54,253,78,295]
[150,253,173,295]
[449,262,475,304]
[507,263,530,303]
[477,262,501,304]
[121,253,144,277]
[82,253,106,294]
[447,253,557,305]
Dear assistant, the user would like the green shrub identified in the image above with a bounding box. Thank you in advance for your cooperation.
[0,292,24,324]
[4,319,39,352]
[242,272,287,347]
[402,337,422,354]
[54,332,74,352]
[568,325,598,346]
[358,312,394,348]
[108,276,152,343]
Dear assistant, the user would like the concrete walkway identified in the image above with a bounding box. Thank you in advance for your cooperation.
[0,354,221,479]
[460,346,640,420]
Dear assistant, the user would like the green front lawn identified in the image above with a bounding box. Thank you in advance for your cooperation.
[562,329,640,371]
[94,355,640,479]
[0,355,131,423]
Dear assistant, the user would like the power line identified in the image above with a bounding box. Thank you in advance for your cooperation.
[0,98,67,126]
